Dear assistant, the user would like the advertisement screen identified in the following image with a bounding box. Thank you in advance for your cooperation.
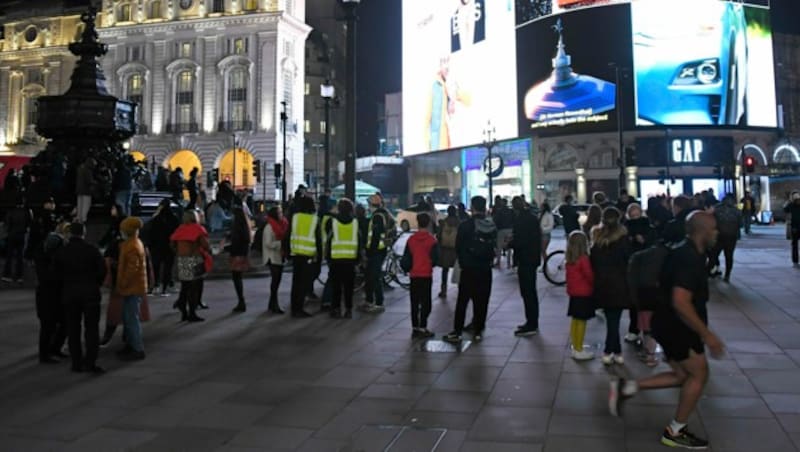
[515,4,634,135]
[402,0,518,156]
[632,0,777,127]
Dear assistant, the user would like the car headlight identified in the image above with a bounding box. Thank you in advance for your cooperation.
[673,59,720,85]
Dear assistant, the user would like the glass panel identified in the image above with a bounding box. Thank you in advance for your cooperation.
[233,38,245,55]
[150,0,161,18]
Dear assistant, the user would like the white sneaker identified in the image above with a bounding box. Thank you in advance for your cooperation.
[601,354,614,365]
[614,354,625,365]
[366,304,385,313]
[571,349,595,361]
[624,333,639,343]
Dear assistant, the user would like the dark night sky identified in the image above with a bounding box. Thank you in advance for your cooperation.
[355,0,800,156]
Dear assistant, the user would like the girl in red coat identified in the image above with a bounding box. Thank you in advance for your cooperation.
[566,230,595,360]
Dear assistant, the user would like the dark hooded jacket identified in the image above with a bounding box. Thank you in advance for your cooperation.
[590,224,633,309]
[456,214,497,270]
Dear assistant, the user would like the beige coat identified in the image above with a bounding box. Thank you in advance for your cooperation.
[262,223,284,266]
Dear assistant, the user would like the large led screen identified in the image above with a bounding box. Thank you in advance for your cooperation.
[632,0,777,127]
[515,4,634,135]
[402,0,518,156]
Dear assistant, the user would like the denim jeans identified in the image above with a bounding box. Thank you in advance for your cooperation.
[122,296,144,352]
[115,190,132,216]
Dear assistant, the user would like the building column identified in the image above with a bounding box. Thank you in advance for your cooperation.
[576,167,587,204]
[626,166,639,199]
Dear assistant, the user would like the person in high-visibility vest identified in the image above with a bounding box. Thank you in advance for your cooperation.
[325,198,362,318]
[288,196,320,318]
[362,194,392,313]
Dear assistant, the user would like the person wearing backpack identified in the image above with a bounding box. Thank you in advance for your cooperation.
[610,212,725,451]
[627,239,670,368]
[437,206,459,298]
[509,196,541,337]
[402,213,439,338]
[443,196,497,343]
[711,194,741,282]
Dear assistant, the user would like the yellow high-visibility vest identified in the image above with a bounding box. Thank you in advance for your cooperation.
[367,215,386,250]
[290,213,318,257]
[330,219,358,260]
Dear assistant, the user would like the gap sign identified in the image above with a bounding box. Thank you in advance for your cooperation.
[634,137,733,167]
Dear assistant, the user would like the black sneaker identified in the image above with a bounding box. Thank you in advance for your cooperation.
[514,326,539,337]
[661,426,709,450]
[463,323,475,333]
[442,332,462,344]
[419,329,435,339]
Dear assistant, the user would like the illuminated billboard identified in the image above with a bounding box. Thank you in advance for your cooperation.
[632,0,777,127]
[402,0,518,156]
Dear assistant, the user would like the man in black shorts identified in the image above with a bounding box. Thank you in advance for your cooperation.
[608,211,725,450]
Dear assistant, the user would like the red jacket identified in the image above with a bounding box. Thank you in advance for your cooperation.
[406,230,439,278]
[566,255,594,297]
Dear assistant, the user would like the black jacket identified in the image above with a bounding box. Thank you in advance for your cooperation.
[146,210,180,253]
[625,217,655,253]
[492,205,514,230]
[4,206,31,239]
[53,237,106,304]
[558,204,580,234]
[510,208,541,267]
[786,201,800,232]
[662,208,693,244]
[366,212,387,255]
[590,229,633,310]
[456,215,497,271]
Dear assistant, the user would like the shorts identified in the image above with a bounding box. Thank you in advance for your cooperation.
[652,315,705,362]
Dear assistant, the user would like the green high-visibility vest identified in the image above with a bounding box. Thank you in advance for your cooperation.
[290,213,318,257]
[330,219,358,260]
[367,215,386,250]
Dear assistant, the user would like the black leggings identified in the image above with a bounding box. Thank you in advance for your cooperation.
[232,271,244,303]
[179,279,203,311]
[269,264,283,308]
[330,261,355,312]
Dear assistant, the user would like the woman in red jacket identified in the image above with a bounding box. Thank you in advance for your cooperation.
[565,230,595,361]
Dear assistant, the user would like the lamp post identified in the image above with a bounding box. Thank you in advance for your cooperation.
[341,0,360,200]
[609,62,627,193]
[321,80,335,191]
[280,100,288,204]
[231,133,238,190]
[482,120,497,208]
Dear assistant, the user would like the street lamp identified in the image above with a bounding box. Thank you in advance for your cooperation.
[482,120,497,208]
[609,62,627,193]
[341,0,360,200]
[321,80,335,191]
[280,100,288,204]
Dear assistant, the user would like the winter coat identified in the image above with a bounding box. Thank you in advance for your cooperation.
[566,255,593,298]
[116,237,148,296]
[662,208,693,244]
[559,203,580,234]
[52,237,106,304]
[262,222,284,266]
[540,212,554,235]
[625,217,655,253]
[786,201,800,232]
[510,208,541,268]
[405,230,439,278]
[75,161,95,196]
[147,210,180,254]
[714,203,741,238]
[589,225,633,309]
[3,206,31,239]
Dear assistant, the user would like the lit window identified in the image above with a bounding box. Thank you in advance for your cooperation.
[304,82,310,95]
[233,38,246,55]
[180,42,192,58]
[118,3,133,22]
[244,0,258,11]
[149,0,162,19]
[127,74,144,126]
[319,121,326,134]
[176,70,194,126]
[25,95,39,128]
[304,120,310,133]
[331,124,336,136]
[228,67,248,127]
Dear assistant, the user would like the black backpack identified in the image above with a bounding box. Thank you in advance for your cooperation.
[251,223,266,254]
[467,221,496,261]
[627,241,680,308]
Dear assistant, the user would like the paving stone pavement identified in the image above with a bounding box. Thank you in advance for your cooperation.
[1,227,800,451]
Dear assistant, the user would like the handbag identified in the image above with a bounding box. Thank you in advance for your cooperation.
[451,261,461,284]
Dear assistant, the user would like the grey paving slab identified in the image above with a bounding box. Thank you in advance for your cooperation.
[1,233,799,452]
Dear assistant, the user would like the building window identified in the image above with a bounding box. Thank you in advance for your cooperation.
[149,0,162,19]
[127,45,145,61]
[127,74,144,125]
[179,42,193,58]
[282,70,293,127]
[304,82,310,95]
[26,69,42,85]
[212,0,224,13]
[331,124,336,136]
[304,120,310,133]
[265,0,278,11]
[244,0,258,11]
[118,3,134,22]
[25,95,39,128]
[319,121,326,134]
[227,67,248,128]
[233,38,246,55]
[176,70,194,125]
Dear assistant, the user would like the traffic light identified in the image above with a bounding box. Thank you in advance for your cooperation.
[211,168,220,184]
[252,159,261,182]
[744,155,756,173]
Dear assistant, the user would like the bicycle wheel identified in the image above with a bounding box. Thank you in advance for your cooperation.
[543,250,567,286]
[389,256,411,289]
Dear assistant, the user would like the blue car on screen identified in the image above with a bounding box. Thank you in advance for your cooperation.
[633,0,748,126]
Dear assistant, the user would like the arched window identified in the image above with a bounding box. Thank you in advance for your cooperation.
[228,67,248,129]
[149,0,162,19]
[175,70,195,131]
[118,3,134,22]
[126,73,145,129]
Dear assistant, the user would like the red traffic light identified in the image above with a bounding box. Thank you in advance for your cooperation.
[744,156,756,173]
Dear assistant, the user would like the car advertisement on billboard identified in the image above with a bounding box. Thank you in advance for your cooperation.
[515,4,634,135]
[402,0,518,156]
[632,0,777,128]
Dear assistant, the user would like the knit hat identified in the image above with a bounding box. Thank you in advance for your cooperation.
[120,217,144,236]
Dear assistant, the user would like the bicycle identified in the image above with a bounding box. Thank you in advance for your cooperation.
[382,248,411,289]
[543,249,567,286]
